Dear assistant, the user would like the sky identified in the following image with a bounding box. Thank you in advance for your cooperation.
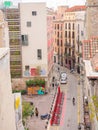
[21,0,86,9]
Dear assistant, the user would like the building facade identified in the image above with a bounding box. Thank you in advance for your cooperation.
[2,7,22,78]
[53,20,64,66]
[1,2,54,88]
[82,36,98,60]
[86,0,98,39]
[53,6,68,66]
[19,3,54,87]
[53,6,86,72]
[84,55,98,130]
[47,7,54,85]
[0,48,16,130]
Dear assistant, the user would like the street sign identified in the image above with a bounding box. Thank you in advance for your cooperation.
[3,1,13,8]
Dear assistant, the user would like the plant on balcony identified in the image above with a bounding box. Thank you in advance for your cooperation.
[26,79,45,87]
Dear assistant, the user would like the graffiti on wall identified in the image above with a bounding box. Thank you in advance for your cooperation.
[14,93,24,130]
[24,67,46,76]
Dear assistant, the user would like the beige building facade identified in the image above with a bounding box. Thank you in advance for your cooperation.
[0,48,16,130]
[53,6,68,66]
[54,5,86,73]
[19,3,54,87]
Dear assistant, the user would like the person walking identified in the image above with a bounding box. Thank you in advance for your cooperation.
[35,107,39,117]
[72,97,75,105]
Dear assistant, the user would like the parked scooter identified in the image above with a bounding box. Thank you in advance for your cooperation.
[40,113,50,120]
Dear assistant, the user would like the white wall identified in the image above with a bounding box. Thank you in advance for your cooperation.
[20,3,48,77]
[0,48,16,130]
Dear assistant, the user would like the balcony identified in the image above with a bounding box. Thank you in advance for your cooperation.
[77,40,82,46]
[71,45,75,49]
[64,53,71,57]
[65,42,71,47]
[76,52,82,57]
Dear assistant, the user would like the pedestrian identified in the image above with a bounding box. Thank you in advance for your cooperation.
[52,83,54,89]
[35,107,39,117]
[58,67,60,72]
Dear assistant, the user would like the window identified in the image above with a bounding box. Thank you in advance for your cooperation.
[57,32,59,37]
[72,32,75,38]
[78,24,79,34]
[61,40,62,46]
[65,59,67,64]
[65,31,67,37]
[57,24,59,29]
[27,21,31,27]
[54,56,56,63]
[55,24,56,29]
[73,23,74,30]
[69,23,71,29]
[69,31,71,38]
[81,31,84,36]
[24,65,30,76]
[37,49,42,60]
[65,23,67,29]
[57,39,59,46]
[53,16,55,20]
[21,35,28,46]
[32,11,37,16]
[25,65,29,70]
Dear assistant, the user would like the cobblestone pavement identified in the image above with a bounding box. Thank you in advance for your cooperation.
[22,88,56,130]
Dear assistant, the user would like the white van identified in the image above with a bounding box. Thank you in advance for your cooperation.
[60,72,67,84]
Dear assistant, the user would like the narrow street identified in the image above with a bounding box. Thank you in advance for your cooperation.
[48,65,84,130]
[60,73,79,130]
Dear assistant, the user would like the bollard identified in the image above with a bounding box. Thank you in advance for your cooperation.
[45,125,47,129]
[46,121,48,124]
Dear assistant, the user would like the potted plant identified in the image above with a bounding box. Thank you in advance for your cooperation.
[26,80,34,87]
[40,79,45,87]
[26,79,46,95]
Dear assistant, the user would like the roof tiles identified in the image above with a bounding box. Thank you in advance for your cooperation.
[66,5,86,12]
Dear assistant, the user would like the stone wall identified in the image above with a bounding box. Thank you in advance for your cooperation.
[86,1,98,38]
[11,78,28,90]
